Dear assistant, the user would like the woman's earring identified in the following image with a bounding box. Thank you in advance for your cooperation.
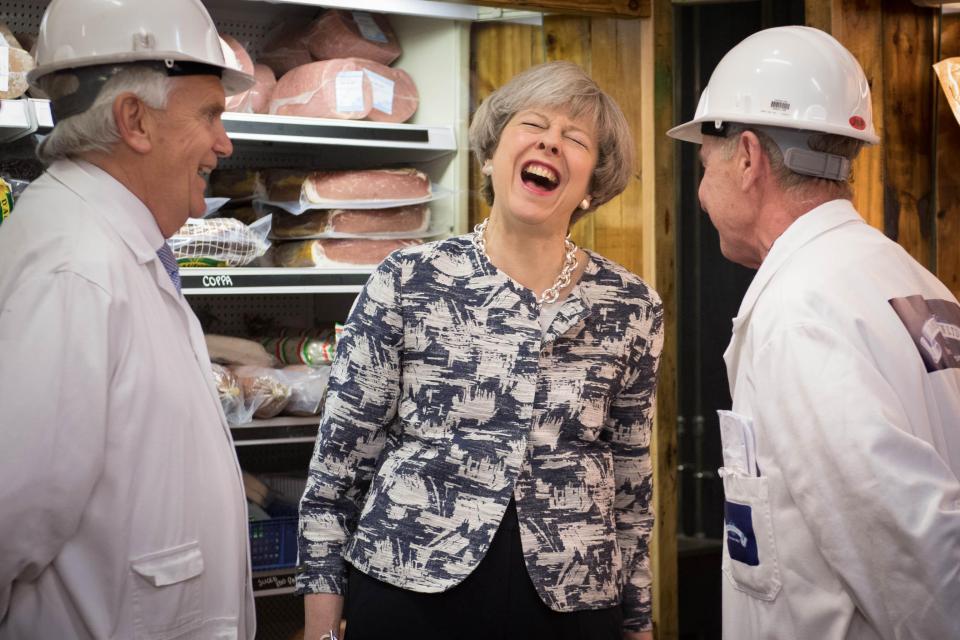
[580,197,591,210]
[481,162,493,176]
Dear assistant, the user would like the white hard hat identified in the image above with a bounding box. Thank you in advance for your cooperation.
[28,0,254,110]
[668,26,879,145]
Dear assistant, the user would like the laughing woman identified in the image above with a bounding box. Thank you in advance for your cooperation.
[298,61,663,640]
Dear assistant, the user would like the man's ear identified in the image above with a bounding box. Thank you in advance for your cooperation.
[112,93,153,155]
[736,130,767,191]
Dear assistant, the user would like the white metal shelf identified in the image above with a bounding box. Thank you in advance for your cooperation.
[221,112,458,166]
[8,99,456,162]
[231,415,321,447]
[181,266,371,295]
[233,416,322,429]
[233,0,480,20]
[0,99,52,142]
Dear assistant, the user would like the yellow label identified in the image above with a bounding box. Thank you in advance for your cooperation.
[0,177,12,224]
[177,257,227,268]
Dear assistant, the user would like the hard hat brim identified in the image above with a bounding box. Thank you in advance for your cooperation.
[29,51,256,97]
[667,115,880,146]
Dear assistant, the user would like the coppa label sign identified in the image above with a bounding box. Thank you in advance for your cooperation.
[202,274,234,288]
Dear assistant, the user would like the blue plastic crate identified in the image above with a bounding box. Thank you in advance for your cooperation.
[249,516,298,571]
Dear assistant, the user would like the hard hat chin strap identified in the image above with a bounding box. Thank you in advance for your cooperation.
[753,126,851,182]
[48,61,223,123]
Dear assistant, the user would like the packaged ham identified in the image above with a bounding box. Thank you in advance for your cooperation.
[269,57,418,123]
[0,24,35,100]
[232,366,292,419]
[250,64,277,114]
[259,21,314,77]
[312,168,429,202]
[210,169,264,201]
[271,238,419,267]
[303,10,401,66]
[262,169,307,202]
[221,35,255,113]
[271,204,430,238]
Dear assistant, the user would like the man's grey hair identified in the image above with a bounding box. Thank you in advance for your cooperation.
[36,66,172,164]
[718,124,865,201]
[469,60,634,223]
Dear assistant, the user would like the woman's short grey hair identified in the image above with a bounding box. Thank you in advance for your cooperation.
[719,124,864,201]
[469,60,634,222]
[36,66,172,164]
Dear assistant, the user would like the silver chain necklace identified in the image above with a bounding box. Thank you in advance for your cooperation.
[472,218,579,305]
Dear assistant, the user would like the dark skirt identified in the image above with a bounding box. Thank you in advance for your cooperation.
[344,498,624,640]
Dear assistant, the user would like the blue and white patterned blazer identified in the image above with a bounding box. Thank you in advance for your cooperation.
[297,234,664,631]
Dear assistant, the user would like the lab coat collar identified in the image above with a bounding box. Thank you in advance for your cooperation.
[46,159,168,264]
[731,199,864,332]
[723,199,864,391]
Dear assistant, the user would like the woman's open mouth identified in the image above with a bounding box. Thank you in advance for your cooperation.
[520,161,560,192]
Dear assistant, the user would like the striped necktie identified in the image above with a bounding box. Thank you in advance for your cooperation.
[156,242,182,293]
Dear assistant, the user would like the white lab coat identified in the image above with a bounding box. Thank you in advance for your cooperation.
[720,199,960,640]
[0,160,255,639]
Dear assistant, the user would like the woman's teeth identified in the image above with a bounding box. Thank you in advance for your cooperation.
[521,164,559,190]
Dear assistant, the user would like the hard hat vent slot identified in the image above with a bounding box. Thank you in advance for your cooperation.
[132,33,156,52]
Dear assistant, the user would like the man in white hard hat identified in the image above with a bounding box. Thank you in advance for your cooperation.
[669,25,960,640]
[0,0,256,637]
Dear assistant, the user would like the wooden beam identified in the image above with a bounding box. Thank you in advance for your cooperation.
[936,14,960,297]
[806,0,885,232]
[642,0,678,638]
[881,0,935,267]
[468,23,546,228]
[450,0,649,18]
[585,16,642,273]
[544,15,597,250]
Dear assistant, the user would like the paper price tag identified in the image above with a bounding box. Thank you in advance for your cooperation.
[352,12,388,43]
[335,71,365,114]
[0,47,9,93]
[364,69,394,115]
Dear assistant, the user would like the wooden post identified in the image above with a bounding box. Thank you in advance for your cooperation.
[936,14,960,296]
[642,0,678,638]
[805,0,886,232]
[881,0,935,267]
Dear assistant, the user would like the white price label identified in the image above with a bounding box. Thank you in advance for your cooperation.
[352,12,388,43]
[335,71,365,114]
[0,47,9,93]
[364,69,394,115]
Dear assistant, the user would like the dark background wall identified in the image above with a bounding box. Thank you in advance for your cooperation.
[673,2,805,638]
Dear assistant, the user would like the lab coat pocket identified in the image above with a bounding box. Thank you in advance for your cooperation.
[720,474,782,601]
[130,541,204,639]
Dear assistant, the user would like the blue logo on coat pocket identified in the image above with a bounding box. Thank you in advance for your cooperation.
[724,500,759,566]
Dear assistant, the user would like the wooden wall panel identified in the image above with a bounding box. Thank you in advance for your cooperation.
[881,0,935,267]
[544,16,597,251]
[808,0,940,270]
[450,0,648,18]
[469,23,545,229]
[936,15,960,295]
